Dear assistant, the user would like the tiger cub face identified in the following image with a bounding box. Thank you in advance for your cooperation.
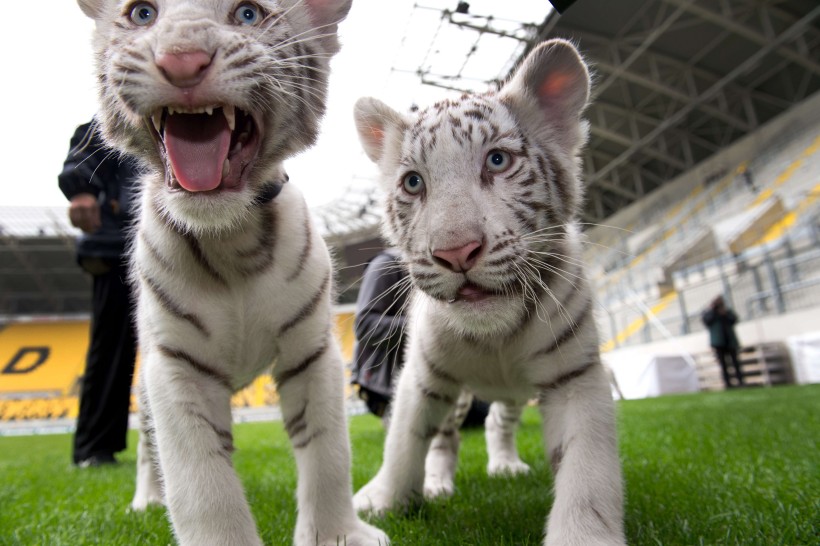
[78,0,351,233]
[354,39,591,337]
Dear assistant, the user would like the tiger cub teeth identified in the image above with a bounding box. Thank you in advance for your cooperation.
[223,105,236,131]
[222,158,230,179]
[150,105,237,134]
[151,111,163,135]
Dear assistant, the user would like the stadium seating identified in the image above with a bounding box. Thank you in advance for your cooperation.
[590,117,820,353]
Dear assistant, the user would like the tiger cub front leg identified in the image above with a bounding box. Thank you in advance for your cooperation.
[423,390,473,499]
[538,358,625,546]
[276,333,388,546]
[354,355,461,515]
[485,400,531,477]
[142,348,260,546]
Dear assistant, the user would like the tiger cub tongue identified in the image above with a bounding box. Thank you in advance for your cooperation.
[164,112,231,192]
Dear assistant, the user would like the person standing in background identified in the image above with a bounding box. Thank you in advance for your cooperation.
[58,121,140,467]
[702,295,745,389]
[350,248,409,423]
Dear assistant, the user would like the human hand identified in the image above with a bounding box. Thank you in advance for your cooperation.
[68,193,101,233]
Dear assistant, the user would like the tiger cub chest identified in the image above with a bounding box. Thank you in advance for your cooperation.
[414,306,541,399]
[138,255,282,369]
[134,187,321,379]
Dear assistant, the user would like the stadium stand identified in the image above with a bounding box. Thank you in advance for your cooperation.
[590,93,820,352]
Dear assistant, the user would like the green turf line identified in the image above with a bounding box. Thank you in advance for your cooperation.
[1,384,817,545]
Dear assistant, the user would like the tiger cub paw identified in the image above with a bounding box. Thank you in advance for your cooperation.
[487,457,531,477]
[299,520,389,546]
[353,479,400,516]
[333,521,390,546]
[423,474,455,499]
[128,492,163,512]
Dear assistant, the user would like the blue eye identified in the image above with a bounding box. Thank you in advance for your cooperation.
[130,2,157,26]
[235,3,262,25]
[486,150,511,173]
[402,172,424,195]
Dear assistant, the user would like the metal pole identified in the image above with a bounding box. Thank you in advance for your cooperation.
[763,249,786,314]
[643,311,651,343]
[609,310,619,349]
[751,264,767,315]
[784,239,798,283]
[678,290,690,335]
[718,256,735,311]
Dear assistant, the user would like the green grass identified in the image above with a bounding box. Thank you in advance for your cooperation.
[1,384,818,545]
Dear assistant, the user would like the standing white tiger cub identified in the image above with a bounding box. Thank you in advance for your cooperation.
[76,1,388,545]
[352,39,626,545]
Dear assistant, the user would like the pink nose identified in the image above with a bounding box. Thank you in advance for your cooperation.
[432,241,483,273]
[155,51,212,87]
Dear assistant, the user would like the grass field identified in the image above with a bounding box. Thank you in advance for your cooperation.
[1,384,818,545]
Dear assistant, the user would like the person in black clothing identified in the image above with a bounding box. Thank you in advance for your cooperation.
[351,248,489,426]
[351,248,409,421]
[58,121,140,467]
[702,295,745,389]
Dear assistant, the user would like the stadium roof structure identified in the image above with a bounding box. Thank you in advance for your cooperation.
[532,0,820,222]
[0,207,89,318]
[3,0,820,316]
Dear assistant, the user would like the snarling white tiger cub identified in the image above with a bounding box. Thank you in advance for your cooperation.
[352,39,625,545]
[76,1,387,545]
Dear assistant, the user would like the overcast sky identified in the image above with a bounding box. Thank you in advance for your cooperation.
[2,1,545,210]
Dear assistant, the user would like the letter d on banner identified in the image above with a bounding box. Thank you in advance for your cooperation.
[2,347,50,375]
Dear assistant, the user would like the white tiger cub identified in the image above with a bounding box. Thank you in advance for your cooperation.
[76,1,388,545]
[352,39,626,545]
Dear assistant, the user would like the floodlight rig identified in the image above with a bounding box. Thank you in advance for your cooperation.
[400,3,544,94]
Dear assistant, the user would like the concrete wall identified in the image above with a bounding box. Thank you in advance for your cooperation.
[602,305,820,380]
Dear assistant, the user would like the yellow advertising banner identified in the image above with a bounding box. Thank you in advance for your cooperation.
[0,322,89,397]
[0,311,357,422]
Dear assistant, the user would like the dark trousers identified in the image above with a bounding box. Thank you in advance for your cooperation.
[714,347,744,388]
[73,262,137,463]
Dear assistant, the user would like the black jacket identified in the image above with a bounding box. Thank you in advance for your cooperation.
[702,308,740,350]
[58,122,139,263]
[351,249,410,398]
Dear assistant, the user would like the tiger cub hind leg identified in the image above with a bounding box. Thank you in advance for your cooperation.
[129,381,163,511]
[354,357,461,515]
[423,390,473,499]
[424,394,531,500]
[485,401,531,477]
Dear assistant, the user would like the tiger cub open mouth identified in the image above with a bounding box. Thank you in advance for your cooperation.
[447,281,501,304]
[147,105,262,194]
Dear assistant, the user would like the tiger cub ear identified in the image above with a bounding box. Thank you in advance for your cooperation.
[301,0,353,28]
[353,97,408,164]
[279,0,352,54]
[77,0,103,19]
[501,39,590,129]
